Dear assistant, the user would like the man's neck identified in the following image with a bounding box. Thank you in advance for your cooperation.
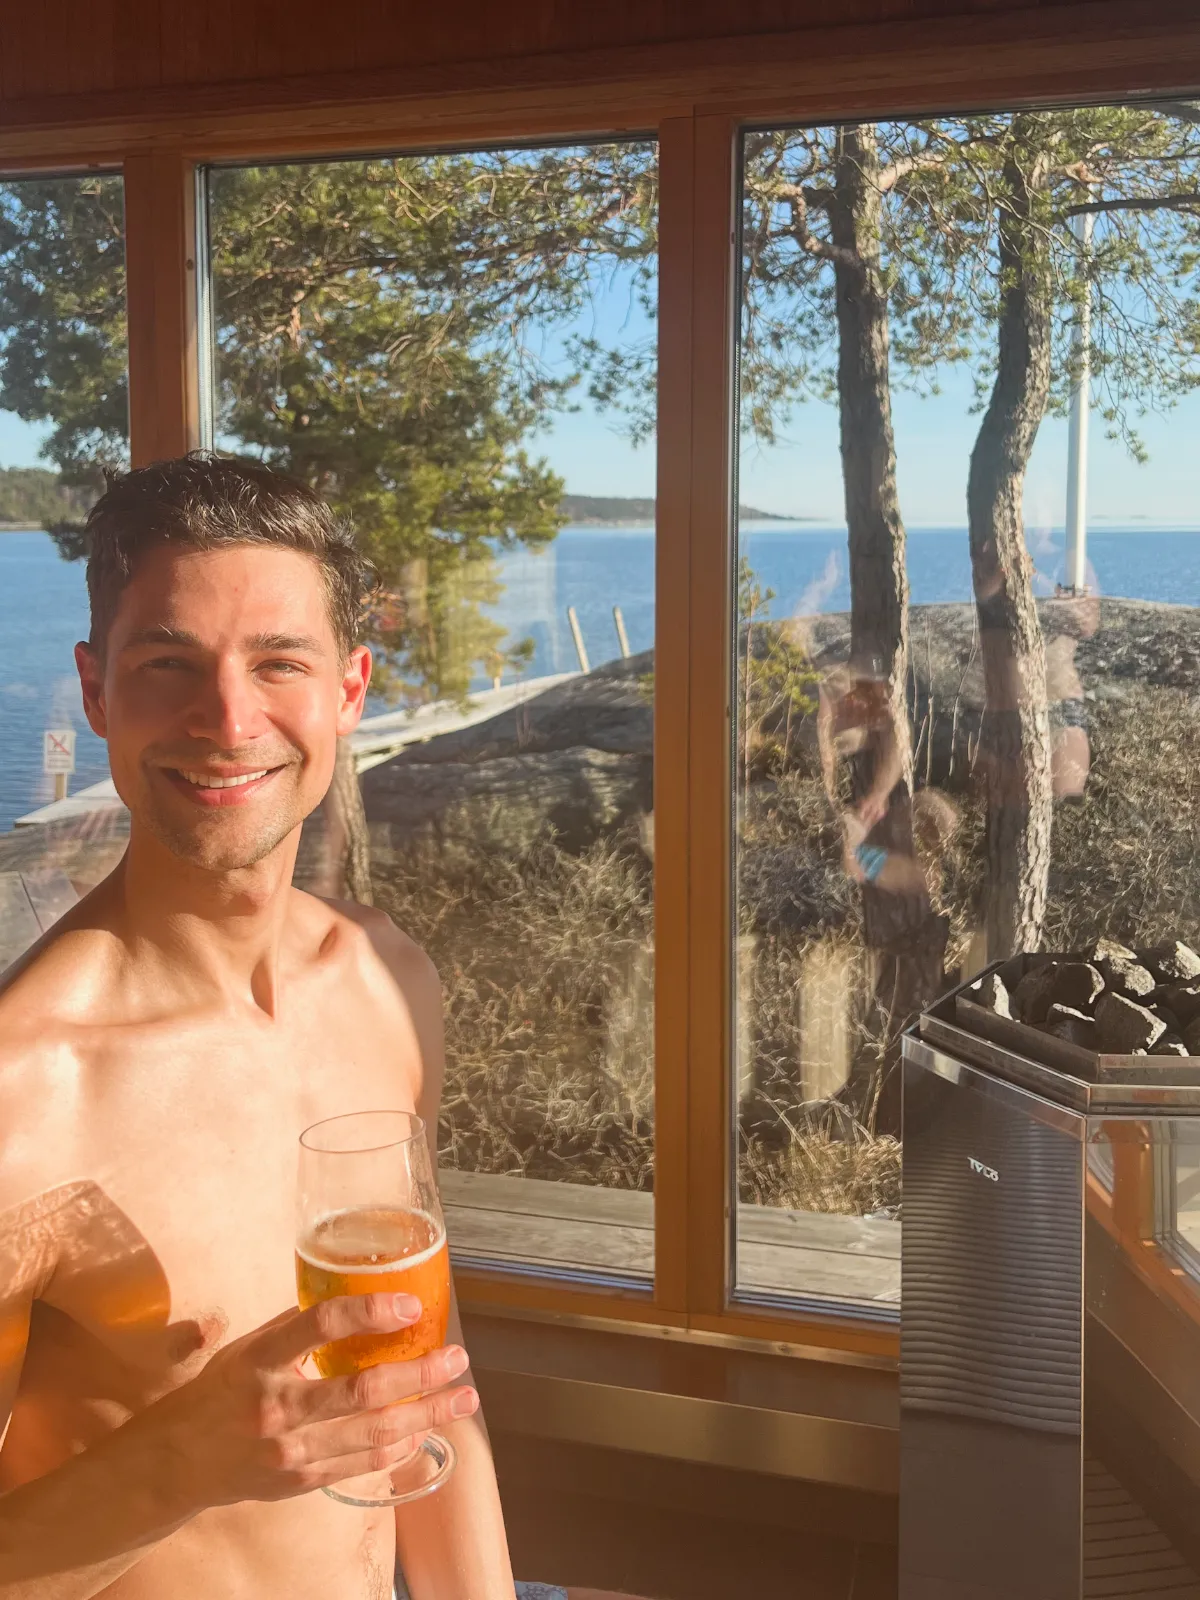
[110,825,304,1017]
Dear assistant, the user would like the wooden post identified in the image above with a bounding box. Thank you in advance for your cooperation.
[124,147,201,466]
[54,773,68,803]
[613,605,632,658]
[566,605,590,673]
[680,114,737,1325]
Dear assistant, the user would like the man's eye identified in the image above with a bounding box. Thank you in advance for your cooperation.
[259,660,306,676]
[144,656,191,671]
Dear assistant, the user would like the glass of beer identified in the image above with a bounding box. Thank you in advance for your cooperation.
[296,1109,455,1506]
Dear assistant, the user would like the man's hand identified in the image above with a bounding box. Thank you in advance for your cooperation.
[141,1292,478,1514]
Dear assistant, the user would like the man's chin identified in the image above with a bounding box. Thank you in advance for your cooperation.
[135,801,307,875]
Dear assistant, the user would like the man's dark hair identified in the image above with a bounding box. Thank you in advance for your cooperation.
[84,452,373,656]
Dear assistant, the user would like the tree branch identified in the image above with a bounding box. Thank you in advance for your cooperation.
[1062,192,1200,218]
[766,183,861,271]
[876,151,948,194]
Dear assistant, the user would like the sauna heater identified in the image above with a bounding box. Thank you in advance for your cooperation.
[900,957,1200,1599]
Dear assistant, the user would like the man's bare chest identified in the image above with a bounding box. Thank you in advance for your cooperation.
[21,1006,415,1438]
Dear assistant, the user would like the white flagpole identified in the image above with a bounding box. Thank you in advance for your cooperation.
[1064,210,1095,594]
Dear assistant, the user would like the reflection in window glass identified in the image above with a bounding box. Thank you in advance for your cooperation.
[0,175,129,966]
[205,146,659,1282]
[1160,1142,1200,1283]
[734,109,1200,1313]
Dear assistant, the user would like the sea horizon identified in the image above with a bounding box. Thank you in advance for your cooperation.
[3,520,1200,832]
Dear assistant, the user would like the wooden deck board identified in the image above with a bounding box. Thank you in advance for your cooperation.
[443,1168,652,1227]
[21,868,78,930]
[0,873,43,970]
[440,1169,900,1305]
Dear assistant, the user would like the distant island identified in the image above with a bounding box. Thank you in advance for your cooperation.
[0,470,803,533]
[0,466,91,530]
[561,493,800,526]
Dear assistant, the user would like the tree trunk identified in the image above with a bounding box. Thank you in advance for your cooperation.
[967,135,1054,960]
[829,126,911,725]
[828,126,947,1124]
[328,735,374,905]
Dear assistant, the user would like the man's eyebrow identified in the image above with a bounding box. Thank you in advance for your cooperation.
[245,631,326,654]
[119,626,326,654]
[121,625,205,651]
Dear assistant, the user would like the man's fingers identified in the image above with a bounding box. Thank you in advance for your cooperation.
[289,1383,479,1473]
[260,1292,422,1368]
[271,1387,480,1489]
[283,1344,470,1426]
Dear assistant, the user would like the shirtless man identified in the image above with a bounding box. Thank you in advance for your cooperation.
[0,456,625,1600]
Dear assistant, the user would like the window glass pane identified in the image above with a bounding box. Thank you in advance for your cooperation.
[0,174,129,961]
[1156,1139,1200,1289]
[734,108,1200,1314]
[204,145,658,1283]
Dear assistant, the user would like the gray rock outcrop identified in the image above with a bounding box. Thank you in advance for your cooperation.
[361,654,653,855]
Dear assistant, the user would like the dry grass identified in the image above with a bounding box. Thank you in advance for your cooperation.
[741,1118,902,1218]
[373,828,655,1191]
[1044,683,1200,953]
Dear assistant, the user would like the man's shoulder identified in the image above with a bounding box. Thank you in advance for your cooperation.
[293,891,445,1108]
[293,889,440,1002]
[0,885,121,1036]
[0,916,110,1209]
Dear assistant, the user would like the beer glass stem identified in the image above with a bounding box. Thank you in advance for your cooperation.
[322,1434,457,1508]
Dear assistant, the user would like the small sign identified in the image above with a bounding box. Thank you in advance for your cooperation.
[43,729,76,775]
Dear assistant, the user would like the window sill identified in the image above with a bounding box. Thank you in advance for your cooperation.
[442,1168,899,1311]
[462,1306,899,1494]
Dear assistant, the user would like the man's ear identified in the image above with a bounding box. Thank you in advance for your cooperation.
[74,642,108,739]
[335,645,372,737]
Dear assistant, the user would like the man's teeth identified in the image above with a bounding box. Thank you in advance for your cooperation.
[178,769,270,789]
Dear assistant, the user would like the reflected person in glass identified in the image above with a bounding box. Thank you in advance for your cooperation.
[0,455,640,1600]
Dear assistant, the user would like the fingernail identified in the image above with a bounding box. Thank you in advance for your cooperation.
[393,1294,421,1318]
[450,1387,479,1419]
[444,1345,469,1377]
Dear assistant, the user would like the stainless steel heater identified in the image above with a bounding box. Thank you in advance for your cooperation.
[901,963,1200,1600]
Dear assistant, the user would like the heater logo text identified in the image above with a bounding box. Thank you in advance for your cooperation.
[968,1157,999,1183]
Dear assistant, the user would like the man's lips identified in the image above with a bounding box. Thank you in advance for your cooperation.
[158,765,287,807]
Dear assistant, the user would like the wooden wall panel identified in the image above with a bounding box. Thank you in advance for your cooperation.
[0,0,1129,116]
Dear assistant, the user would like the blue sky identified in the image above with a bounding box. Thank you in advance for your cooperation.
[520,258,1200,527]
[741,365,1200,528]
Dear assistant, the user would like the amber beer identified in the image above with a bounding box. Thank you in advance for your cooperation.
[295,1205,450,1379]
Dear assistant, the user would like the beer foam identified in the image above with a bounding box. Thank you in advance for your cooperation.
[297,1207,446,1275]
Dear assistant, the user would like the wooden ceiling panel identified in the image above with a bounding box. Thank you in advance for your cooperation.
[0,0,1187,153]
[0,0,1113,109]
[112,0,164,93]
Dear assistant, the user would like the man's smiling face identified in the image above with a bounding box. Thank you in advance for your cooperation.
[77,542,371,873]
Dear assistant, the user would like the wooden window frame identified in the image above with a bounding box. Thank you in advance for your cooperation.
[1,0,1196,1369]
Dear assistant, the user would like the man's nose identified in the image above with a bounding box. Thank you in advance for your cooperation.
[189,660,263,747]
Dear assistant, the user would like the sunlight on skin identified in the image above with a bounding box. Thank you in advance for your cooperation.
[0,535,514,1599]
[0,1182,216,1491]
[75,543,371,884]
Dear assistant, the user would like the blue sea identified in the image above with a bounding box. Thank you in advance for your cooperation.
[3,521,1200,833]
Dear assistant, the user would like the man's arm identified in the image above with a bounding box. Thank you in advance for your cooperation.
[392,1289,516,1600]
[358,911,517,1600]
[0,1291,476,1600]
[0,1376,197,1600]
